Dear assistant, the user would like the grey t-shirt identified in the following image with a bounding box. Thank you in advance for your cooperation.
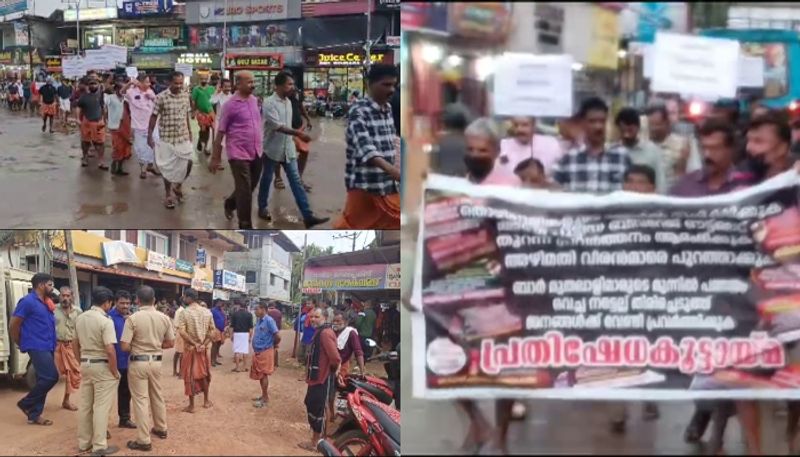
[77,91,105,122]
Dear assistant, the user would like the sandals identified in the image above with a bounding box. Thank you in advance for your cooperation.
[164,199,176,209]
[253,399,268,409]
[28,417,53,426]
[98,164,109,171]
[140,171,147,179]
[81,158,89,167]
[173,187,184,202]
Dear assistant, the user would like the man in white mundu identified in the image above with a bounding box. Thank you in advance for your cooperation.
[147,71,194,209]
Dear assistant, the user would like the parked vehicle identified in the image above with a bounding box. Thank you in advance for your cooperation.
[333,385,400,456]
[0,259,36,389]
[317,439,342,457]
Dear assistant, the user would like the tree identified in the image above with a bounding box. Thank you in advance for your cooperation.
[290,243,334,302]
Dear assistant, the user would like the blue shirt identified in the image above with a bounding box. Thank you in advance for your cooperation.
[252,315,278,353]
[12,292,56,352]
[300,314,315,345]
[211,306,226,332]
[107,307,129,370]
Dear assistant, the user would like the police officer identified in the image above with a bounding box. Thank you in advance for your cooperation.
[120,285,175,452]
[74,286,120,456]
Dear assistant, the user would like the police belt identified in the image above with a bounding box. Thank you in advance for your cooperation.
[129,354,163,362]
[80,358,108,363]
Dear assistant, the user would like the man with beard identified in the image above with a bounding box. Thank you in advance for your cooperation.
[76,76,108,169]
[497,116,563,176]
[54,286,81,412]
[297,308,340,453]
[175,288,215,413]
[645,104,691,188]
[191,73,217,154]
[108,290,137,429]
[553,97,633,193]
[250,303,280,409]
[123,74,161,179]
[38,77,58,134]
[11,273,59,426]
[148,71,194,209]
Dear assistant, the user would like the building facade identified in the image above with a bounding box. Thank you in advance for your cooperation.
[223,230,300,305]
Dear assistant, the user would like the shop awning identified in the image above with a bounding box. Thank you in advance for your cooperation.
[55,255,191,286]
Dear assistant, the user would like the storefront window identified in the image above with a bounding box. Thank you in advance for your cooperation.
[304,68,364,101]
[84,28,114,49]
[117,28,146,48]
[188,23,299,50]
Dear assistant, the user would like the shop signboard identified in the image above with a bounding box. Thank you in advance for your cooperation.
[119,0,173,18]
[587,4,621,70]
[301,0,371,17]
[196,248,207,267]
[14,22,27,46]
[224,53,282,70]
[0,0,27,16]
[189,23,299,49]
[214,270,247,293]
[140,38,174,53]
[305,50,390,67]
[64,7,118,21]
[387,36,400,47]
[102,241,140,266]
[146,251,167,272]
[45,55,62,72]
[375,0,400,11]
[178,52,213,65]
[302,264,388,291]
[301,288,322,294]
[0,51,13,64]
[131,53,177,69]
[449,2,512,41]
[176,259,194,274]
[186,0,298,24]
[192,277,214,293]
[385,263,401,290]
[401,2,449,34]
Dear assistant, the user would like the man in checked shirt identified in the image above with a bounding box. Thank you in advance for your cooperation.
[334,64,401,229]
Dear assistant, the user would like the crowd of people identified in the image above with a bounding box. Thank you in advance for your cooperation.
[431,95,800,454]
[0,64,401,229]
[8,272,401,455]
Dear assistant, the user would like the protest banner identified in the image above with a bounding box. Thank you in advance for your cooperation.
[84,49,114,70]
[412,172,800,400]
[738,54,765,88]
[102,44,128,66]
[125,66,138,79]
[175,62,193,77]
[651,32,740,99]
[493,53,573,117]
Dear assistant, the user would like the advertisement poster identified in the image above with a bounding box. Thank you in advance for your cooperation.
[102,241,140,267]
[413,172,800,400]
[303,264,388,290]
[146,251,166,272]
[386,264,401,290]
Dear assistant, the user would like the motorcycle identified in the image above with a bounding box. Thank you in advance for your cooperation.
[331,339,400,456]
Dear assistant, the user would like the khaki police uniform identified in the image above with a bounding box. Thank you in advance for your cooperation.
[75,305,119,453]
[121,304,175,445]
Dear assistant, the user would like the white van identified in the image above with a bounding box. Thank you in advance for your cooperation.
[0,259,36,388]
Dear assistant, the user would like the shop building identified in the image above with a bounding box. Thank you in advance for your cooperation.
[184,0,302,96]
[2,230,242,310]
[223,230,300,306]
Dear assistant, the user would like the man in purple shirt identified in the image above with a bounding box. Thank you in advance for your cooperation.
[209,70,264,229]
[669,120,748,196]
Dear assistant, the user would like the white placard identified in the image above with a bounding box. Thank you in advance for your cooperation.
[62,56,86,79]
[640,43,654,79]
[492,53,573,117]
[651,32,740,100]
[125,66,138,79]
[83,49,114,70]
[175,63,193,77]
[738,55,765,88]
[101,44,128,66]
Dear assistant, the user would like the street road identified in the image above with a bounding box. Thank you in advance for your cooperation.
[0,329,381,456]
[0,109,347,228]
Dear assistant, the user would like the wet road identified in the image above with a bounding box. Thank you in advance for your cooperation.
[0,108,347,228]
[399,223,791,456]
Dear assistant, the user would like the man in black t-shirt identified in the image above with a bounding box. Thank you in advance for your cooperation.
[230,304,254,372]
[76,76,108,169]
[38,77,58,134]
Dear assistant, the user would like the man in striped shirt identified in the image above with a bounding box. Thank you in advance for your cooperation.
[176,288,215,413]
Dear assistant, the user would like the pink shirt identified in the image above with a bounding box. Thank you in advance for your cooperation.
[217,93,263,161]
[497,134,564,175]
[124,86,156,132]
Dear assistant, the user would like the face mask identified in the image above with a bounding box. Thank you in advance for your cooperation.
[464,156,494,180]
[747,155,770,180]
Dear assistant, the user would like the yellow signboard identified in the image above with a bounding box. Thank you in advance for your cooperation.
[587,5,620,70]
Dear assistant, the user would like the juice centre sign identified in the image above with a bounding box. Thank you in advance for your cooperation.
[306,51,391,67]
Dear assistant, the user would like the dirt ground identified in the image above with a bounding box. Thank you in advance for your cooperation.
[0,329,383,456]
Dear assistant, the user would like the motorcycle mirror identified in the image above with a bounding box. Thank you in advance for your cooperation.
[366,338,377,348]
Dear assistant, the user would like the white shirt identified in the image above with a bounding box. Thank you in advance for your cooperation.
[105,94,125,130]
[211,91,233,111]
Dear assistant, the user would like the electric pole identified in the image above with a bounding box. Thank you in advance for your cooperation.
[292,232,308,360]
[333,232,361,252]
[64,230,81,310]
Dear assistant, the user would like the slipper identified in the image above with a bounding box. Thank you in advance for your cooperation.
[98,164,109,170]
[81,158,89,167]
[140,171,147,179]
[28,418,53,426]
[164,199,176,209]
[297,442,317,452]
[275,180,285,189]
[63,403,78,411]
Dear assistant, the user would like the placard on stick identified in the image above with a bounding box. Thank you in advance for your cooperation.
[493,53,573,118]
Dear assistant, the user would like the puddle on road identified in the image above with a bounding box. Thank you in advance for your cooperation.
[75,202,129,220]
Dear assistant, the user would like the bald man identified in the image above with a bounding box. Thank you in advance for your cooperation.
[209,70,264,229]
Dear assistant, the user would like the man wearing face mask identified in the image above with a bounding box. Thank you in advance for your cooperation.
[496,116,563,176]
[462,117,520,186]
[744,111,794,182]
